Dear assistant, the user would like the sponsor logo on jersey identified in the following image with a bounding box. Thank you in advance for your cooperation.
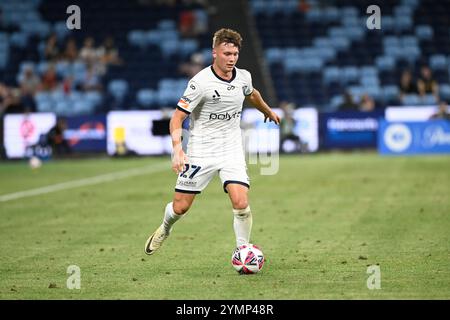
[212,90,221,103]
[178,97,190,109]
[209,111,241,121]
[177,180,197,187]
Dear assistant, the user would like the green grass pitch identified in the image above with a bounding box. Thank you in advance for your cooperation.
[0,153,449,299]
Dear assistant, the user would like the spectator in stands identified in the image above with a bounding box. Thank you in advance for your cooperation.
[399,70,418,103]
[62,75,75,95]
[19,67,39,111]
[47,117,71,155]
[82,63,103,92]
[338,92,359,111]
[0,83,26,114]
[417,65,439,100]
[359,93,375,112]
[62,38,79,63]
[179,10,196,37]
[40,64,58,92]
[44,34,60,62]
[179,52,204,78]
[279,101,307,153]
[430,101,450,120]
[98,36,123,74]
[79,37,100,66]
[298,0,311,13]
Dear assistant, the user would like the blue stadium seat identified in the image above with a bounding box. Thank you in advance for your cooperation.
[329,37,350,51]
[265,48,283,64]
[55,100,72,116]
[381,16,395,31]
[157,20,176,31]
[73,99,95,116]
[382,85,400,102]
[108,79,129,101]
[402,94,421,105]
[53,21,70,40]
[9,32,28,48]
[84,91,103,108]
[128,30,147,48]
[422,94,437,105]
[394,6,413,18]
[395,16,413,31]
[429,55,447,70]
[322,7,340,22]
[439,84,450,100]
[342,66,360,84]
[137,89,156,108]
[179,39,199,58]
[323,66,340,84]
[415,25,434,40]
[361,76,380,88]
[330,95,344,111]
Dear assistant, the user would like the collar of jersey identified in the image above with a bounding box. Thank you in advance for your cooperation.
[210,65,236,83]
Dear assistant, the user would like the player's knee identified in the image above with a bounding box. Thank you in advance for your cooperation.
[232,199,248,210]
[173,200,191,215]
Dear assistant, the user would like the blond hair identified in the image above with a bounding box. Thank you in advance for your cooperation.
[212,28,242,49]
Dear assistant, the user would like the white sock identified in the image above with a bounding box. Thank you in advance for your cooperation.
[162,202,183,233]
[233,206,252,247]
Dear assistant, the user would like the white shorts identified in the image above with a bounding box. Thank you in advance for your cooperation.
[175,156,250,194]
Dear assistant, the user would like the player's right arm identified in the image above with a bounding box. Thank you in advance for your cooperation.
[170,109,188,174]
[171,78,203,173]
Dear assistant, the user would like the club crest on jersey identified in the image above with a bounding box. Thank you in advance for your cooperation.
[212,90,221,103]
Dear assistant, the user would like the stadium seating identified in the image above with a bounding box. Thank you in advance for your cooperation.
[0,0,449,114]
[252,0,450,110]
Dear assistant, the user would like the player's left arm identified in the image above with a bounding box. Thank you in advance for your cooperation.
[245,89,281,125]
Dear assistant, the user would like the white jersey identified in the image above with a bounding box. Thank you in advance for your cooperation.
[177,65,254,159]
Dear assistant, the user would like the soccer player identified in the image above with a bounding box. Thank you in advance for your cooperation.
[144,28,280,255]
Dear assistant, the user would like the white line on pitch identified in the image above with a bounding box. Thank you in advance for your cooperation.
[0,161,169,203]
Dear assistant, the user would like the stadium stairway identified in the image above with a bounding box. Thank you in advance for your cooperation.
[208,0,278,106]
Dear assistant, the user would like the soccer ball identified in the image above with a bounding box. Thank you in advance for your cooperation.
[29,156,42,169]
[231,244,265,274]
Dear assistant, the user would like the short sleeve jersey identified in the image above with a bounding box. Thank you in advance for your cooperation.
[177,66,254,158]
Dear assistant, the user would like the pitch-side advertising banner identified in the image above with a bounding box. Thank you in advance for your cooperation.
[320,111,383,148]
[4,113,56,158]
[385,106,448,122]
[107,111,172,156]
[65,115,106,152]
[378,120,450,155]
[241,108,318,153]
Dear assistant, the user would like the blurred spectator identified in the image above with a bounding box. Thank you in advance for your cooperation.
[79,37,100,65]
[399,70,418,102]
[179,10,196,37]
[430,101,450,120]
[47,118,71,155]
[44,34,60,62]
[280,102,301,153]
[82,63,103,92]
[338,92,359,111]
[41,64,58,91]
[179,52,204,78]
[62,75,75,94]
[0,83,26,114]
[359,93,375,112]
[98,36,123,75]
[298,0,311,13]
[63,38,79,63]
[19,67,39,111]
[417,65,439,99]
